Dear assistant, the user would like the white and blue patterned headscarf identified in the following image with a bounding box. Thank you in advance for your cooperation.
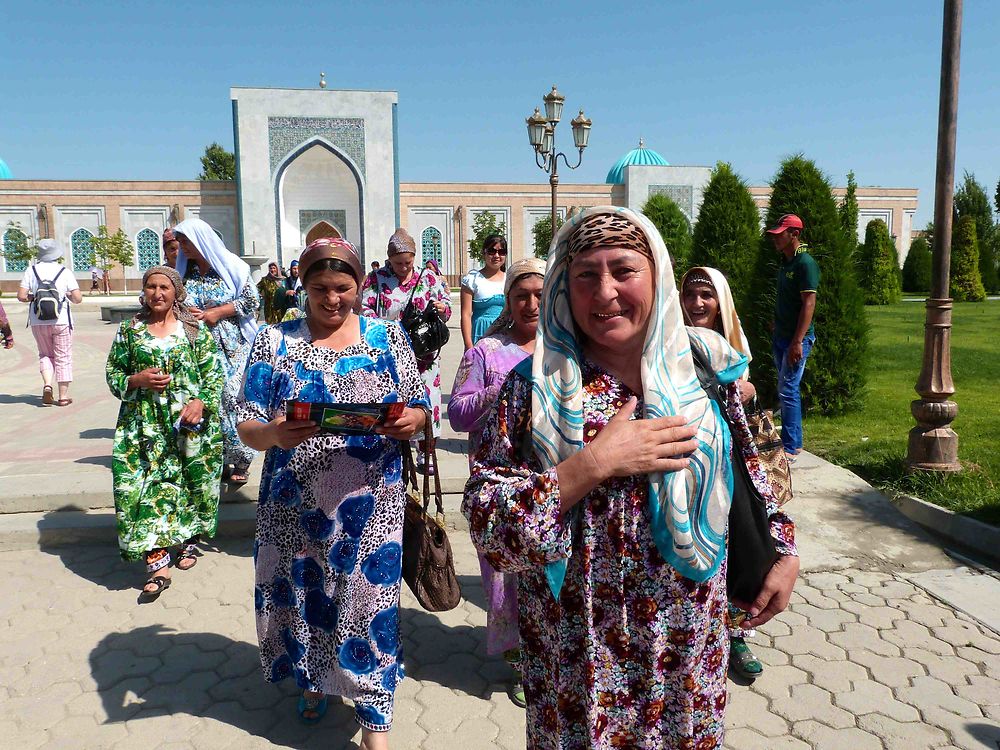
[173,217,258,345]
[532,206,748,597]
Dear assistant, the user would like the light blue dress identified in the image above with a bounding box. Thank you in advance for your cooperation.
[462,269,505,343]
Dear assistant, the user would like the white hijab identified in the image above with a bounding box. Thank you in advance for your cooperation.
[173,218,258,344]
[681,266,753,368]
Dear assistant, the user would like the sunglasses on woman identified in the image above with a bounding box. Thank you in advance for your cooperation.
[486,247,508,256]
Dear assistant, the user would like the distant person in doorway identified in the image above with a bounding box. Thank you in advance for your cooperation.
[275,259,302,320]
[105,266,224,601]
[767,214,819,462]
[90,266,101,295]
[162,228,179,268]
[17,239,83,406]
[174,217,261,484]
[459,234,506,350]
[257,260,285,324]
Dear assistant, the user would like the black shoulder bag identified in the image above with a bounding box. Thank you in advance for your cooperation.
[399,268,450,359]
[689,339,779,605]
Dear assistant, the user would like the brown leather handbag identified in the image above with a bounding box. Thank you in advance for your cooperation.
[401,434,462,611]
[745,397,794,506]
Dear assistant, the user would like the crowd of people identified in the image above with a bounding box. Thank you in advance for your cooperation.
[5,207,820,748]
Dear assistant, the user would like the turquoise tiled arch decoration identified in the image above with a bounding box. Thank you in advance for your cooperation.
[136,228,161,271]
[3,227,29,273]
[421,226,443,267]
[71,228,94,272]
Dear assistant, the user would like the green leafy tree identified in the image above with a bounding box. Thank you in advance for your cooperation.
[89,225,136,293]
[902,236,933,293]
[994,177,1000,216]
[198,142,236,181]
[858,219,902,304]
[641,193,692,273]
[953,171,998,293]
[532,215,563,260]
[467,211,507,265]
[1,221,38,268]
[689,162,760,310]
[839,170,860,246]
[745,154,868,414]
[922,221,935,254]
[949,215,986,301]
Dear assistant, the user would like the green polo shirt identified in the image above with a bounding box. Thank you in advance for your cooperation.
[774,246,820,340]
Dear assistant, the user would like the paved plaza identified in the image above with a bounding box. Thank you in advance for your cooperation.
[1,301,999,749]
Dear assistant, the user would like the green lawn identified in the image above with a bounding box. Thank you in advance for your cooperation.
[803,301,1000,525]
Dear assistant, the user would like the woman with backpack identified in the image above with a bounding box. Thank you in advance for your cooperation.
[17,239,83,406]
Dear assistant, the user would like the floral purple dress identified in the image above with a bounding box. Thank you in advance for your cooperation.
[450,332,530,655]
[236,317,428,732]
[463,360,796,749]
[360,266,451,437]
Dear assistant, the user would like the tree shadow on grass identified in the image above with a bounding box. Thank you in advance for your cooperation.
[90,625,361,749]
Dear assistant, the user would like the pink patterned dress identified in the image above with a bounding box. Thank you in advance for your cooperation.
[360,267,451,437]
[463,361,796,749]
[450,332,531,655]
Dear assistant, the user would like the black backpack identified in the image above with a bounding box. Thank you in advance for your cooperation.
[31,265,70,326]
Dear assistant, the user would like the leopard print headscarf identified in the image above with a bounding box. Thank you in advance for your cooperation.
[565,211,652,264]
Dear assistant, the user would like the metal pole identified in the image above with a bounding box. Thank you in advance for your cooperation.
[906,0,962,472]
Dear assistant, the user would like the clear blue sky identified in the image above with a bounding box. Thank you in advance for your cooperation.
[3,0,998,226]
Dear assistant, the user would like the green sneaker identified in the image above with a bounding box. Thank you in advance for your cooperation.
[730,637,764,680]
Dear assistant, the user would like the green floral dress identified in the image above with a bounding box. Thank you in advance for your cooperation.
[106,319,225,561]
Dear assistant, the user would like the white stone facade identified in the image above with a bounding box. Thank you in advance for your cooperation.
[231,87,399,267]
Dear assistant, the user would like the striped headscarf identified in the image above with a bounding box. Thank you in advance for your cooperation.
[532,206,748,597]
[681,266,753,370]
[483,257,546,336]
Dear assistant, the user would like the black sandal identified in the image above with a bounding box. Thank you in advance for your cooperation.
[175,543,199,570]
[140,575,172,601]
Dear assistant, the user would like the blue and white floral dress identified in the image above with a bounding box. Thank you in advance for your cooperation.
[183,266,260,470]
[236,316,428,733]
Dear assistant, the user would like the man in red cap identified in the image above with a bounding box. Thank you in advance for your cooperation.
[767,213,819,461]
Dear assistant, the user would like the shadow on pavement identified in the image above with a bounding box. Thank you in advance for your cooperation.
[455,573,488,612]
[400,607,492,698]
[965,721,1000,746]
[434,437,468,454]
[90,625,360,749]
[75,455,114,468]
[80,427,116,440]
[39,519,253,589]
[0,392,43,406]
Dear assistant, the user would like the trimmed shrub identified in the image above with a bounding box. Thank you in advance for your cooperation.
[745,155,868,415]
[902,237,932,293]
[839,170,860,244]
[641,193,692,273]
[950,215,986,301]
[954,171,999,293]
[859,219,902,304]
[689,162,760,310]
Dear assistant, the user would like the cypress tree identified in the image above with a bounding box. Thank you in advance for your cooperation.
[859,219,902,304]
[902,237,932,293]
[689,162,760,310]
[745,155,868,414]
[839,170,860,245]
[641,193,692,272]
[953,172,999,293]
[949,215,986,301]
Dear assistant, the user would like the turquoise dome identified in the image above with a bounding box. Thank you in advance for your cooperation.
[0,158,12,179]
[605,139,668,184]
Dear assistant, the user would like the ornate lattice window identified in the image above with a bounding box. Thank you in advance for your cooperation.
[136,228,161,271]
[2,227,29,273]
[71,228,95,272]
[421,226,443,268]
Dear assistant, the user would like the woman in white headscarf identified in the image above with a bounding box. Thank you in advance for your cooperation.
[680,266,765,681]
[463,207,799,749]
[173,217,260,483]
